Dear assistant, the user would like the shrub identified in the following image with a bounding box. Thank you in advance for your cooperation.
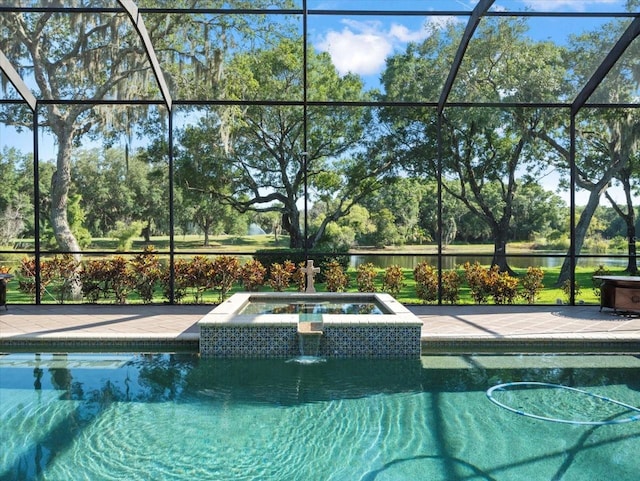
[240,259,266,291]
[584,234,609,254]
[382,265,404,297]
[293,261,306,292]
[211,255,241,302]
[608,236,627,251]
[324,260,348,292]
[17,256,53,301]
[268,261,297,291]
[108,220,145,251]
[186,256,214,303]
[254,249,348,283]
[532,234,570,251]
[463,261,491,304]
[487,265,519,304]
[129,246,162,304]
[40,254,78,304]
[441,270,460,304]
[356,263,377,292]
[105,256,133,304]
[79,258,111,303]
[520,266,545,304]
[163,258,191,304]
[562,279,581,303]
[413,261,438,304]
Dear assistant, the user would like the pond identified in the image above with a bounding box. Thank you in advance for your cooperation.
[350,254,630,270]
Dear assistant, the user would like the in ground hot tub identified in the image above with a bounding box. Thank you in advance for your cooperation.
[198,292,422,358]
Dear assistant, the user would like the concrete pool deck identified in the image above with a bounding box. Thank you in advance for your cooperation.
[0,303,639,353]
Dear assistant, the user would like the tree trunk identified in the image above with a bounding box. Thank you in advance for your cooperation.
[556,188,603,287]
[626,223,638,274]
[50,134,81,255]
[283,208,306,249]
[491,224,515,275]
[142,220,151,243]
[50,125,82,300]
[606,178,638,275]
[203,218,211,247]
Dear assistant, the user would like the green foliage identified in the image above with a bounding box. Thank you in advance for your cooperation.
[591,265,610,298]
[520,266,545,304]
[531,234,571,251]
[79,258,112,303]
[164,258,191,304]
[68,194,92,248]
[486,265,519,305]
[268,261,297,292]
[108,220,145,251]
[368,208,402,248]
[315,222,355,252]
[293,262,306,292]
[584,234,609,253]
[254,249,349,283]
[608,236,628,251]
[561,279,581,303]
[324,260,348,292]
[129,246,162,304]
[239,259,266,291]
[211,255,241,302]
[441,270,461,304]
[463,261,492,304]
[356,263,378,292]
[413,261,438,304]
[382,265,404,297]
[219,38,379,250]
[43,255,80,304]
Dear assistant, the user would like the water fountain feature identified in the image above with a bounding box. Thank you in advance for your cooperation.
[297,311,323,359]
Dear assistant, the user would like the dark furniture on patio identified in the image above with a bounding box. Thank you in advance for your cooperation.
[593,276,640,314]
[0,274,12,310]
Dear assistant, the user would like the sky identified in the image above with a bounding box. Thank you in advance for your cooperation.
[310,0,633,82]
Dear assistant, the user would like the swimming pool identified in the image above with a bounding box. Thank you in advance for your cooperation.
[1,353,639,480]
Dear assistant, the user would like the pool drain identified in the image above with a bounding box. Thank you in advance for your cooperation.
[486,382,640,425]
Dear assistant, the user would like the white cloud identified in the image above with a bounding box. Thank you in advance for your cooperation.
[317,21,393,76]
[316,17,458,77]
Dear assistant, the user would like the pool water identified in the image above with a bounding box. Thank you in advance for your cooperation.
[1,353,639,481]
[239,300,385,315]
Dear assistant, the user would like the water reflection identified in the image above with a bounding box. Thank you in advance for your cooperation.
[350,254,629,270]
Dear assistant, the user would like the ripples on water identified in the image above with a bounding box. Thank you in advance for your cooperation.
[1,353,639,481]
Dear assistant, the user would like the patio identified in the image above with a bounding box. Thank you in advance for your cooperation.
[1,303,638,354]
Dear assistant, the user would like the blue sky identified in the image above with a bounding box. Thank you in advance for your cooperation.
[309,0,633,81]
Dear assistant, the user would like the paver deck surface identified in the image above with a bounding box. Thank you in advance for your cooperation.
[1,303,639,350]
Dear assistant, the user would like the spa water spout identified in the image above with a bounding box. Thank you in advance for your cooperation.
[297,312,323,357]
